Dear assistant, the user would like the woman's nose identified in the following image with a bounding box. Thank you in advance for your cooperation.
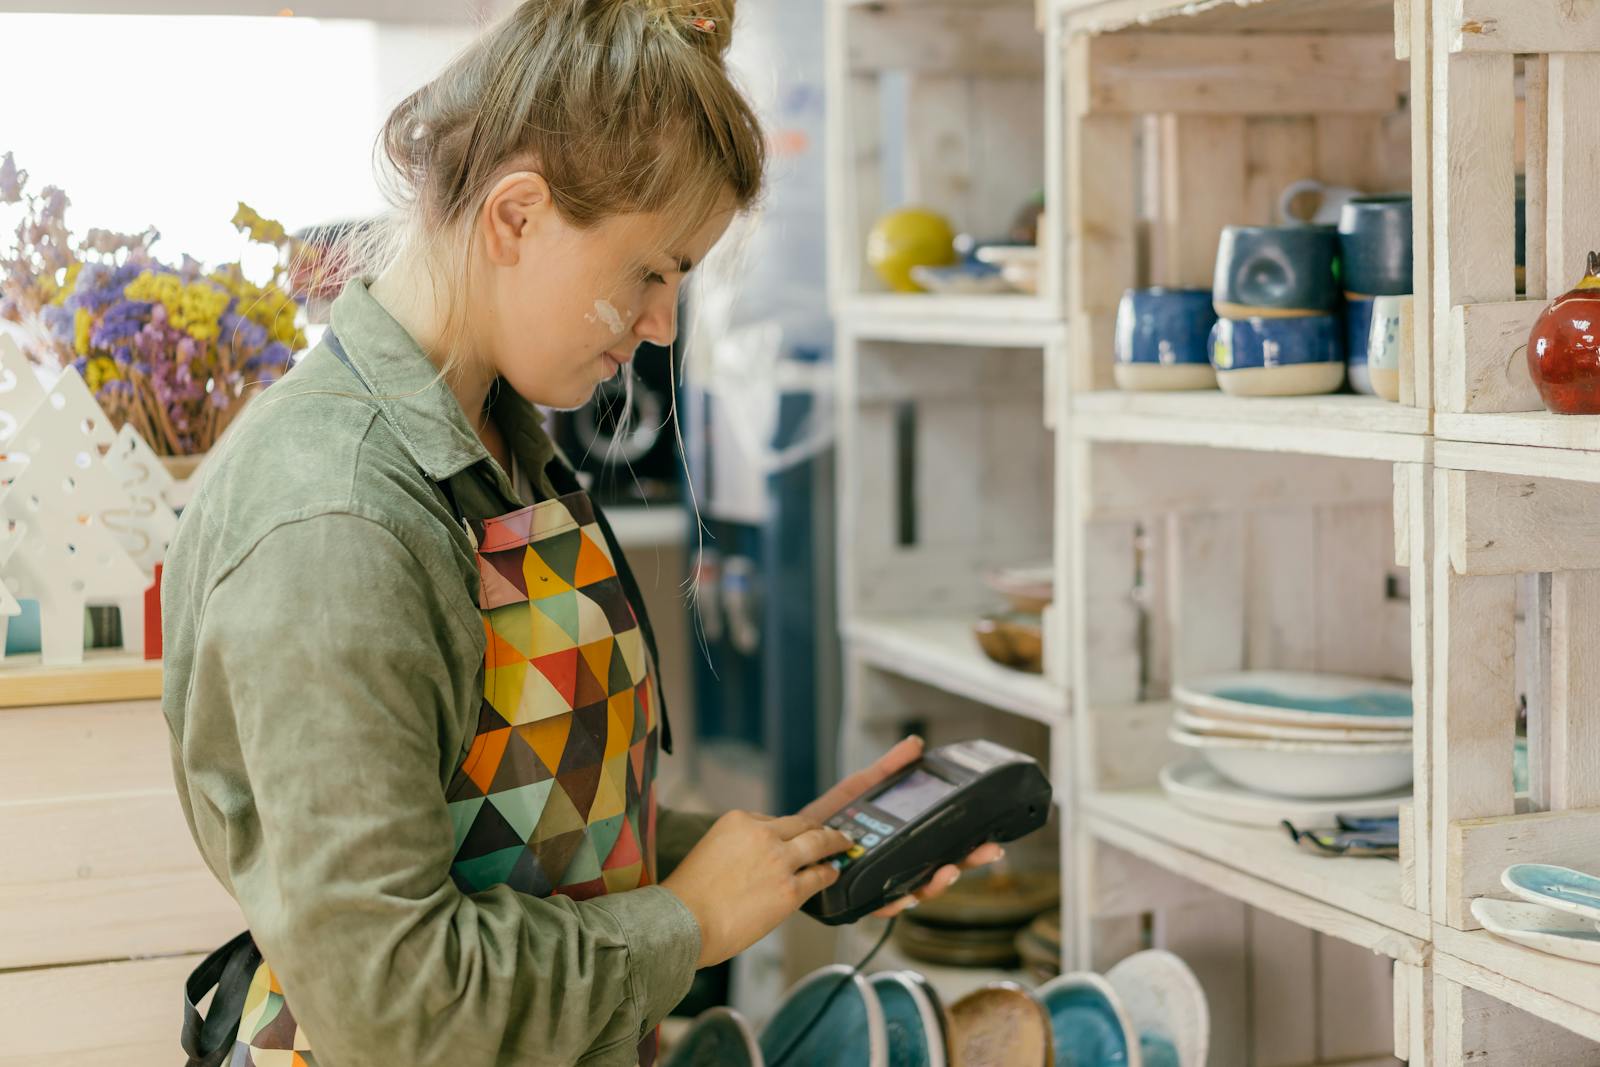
[634,291,678,348]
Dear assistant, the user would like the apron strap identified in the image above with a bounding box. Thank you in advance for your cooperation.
[180,929,261,1067]
[545,458,676,756]
[323,328,673,754]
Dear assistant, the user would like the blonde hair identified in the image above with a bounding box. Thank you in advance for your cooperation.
[358,0,765,373]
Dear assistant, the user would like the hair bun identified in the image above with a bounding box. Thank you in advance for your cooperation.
[642,0,737,56]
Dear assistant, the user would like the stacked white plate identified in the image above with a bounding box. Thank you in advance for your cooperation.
[1162,671,1414,827]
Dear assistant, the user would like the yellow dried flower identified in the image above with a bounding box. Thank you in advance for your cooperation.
[74,307,91,356]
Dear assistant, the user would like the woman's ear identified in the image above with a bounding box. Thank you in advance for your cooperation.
[480,171,554,267]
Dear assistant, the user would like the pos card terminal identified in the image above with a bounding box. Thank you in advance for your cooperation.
[801,739,1052,926]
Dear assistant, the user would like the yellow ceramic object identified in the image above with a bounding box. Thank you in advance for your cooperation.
[867,208,957,292]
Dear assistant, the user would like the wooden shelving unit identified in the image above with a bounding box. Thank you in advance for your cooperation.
[829,0,1600,1062]
[0,651,162,708]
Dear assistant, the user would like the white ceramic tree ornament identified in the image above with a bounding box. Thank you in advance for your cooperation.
[0,335,48,490]
[0,370,146,666]
[101,425,179,656]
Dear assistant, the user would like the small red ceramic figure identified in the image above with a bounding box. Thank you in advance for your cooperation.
[1530,251,1600,415]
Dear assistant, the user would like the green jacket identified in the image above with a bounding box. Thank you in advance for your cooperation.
[163,282,711,1067]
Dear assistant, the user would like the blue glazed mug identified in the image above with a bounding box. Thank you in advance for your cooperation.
[1346,295,1377,395]
[1213,224,1341,318]
[1338,195,1413,297]
[1115,287,1217,365]
[1210,314,1346,396]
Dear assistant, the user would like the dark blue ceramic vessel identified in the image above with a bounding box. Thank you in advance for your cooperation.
[1339,196,1413,296]
[1116,288,1218,366]
[1213,225,1341,316]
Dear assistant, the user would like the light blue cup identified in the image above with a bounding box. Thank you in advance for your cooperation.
[869,972,945,1067]
[663,1008,761,1067]
[1210,314,1346,397]
[1503,864,1600,925]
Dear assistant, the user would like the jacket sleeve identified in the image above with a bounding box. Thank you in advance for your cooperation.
[654,809,719,880]
[179,512,700,1067]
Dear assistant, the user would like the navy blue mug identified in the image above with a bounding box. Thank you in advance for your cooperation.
[1115,287,1217,365]
[1338,196,1413,297]
[1210,314,1346,396]
[1214,225,1341,318]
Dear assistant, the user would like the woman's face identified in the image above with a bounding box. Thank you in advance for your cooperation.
[473,173,734,411]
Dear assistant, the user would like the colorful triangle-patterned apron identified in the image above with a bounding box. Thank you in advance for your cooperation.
[223,489,664,1067]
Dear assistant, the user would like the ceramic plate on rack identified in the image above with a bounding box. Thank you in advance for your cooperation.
[760,964,887,1067]
[1159,761,1409,827]
[1036,972,1140,1067]
[868,971,948,1067]
[1169,726,1413,800]
[948,983,1053,1067]
[1173,707,1411,744]
[1106,950,1210,1067]
[1503,864,1600,925]
[1471,897,1600,966]
[1173,671,1413,730]
[664,1007,762,1067]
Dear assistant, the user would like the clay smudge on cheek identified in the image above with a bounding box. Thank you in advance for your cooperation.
[587,298,625,335]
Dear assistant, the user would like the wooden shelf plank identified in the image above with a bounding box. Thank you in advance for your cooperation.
[0,653,162,709]
[1437,439,1600,484]
[1084,788,1429,951]
[836,294,1066,347]
[1071,391,1432,462]
[1438,410,1600,455]
[1436,928,1600,1043]
[1052,0,1396,36]
[845,615,1069,725]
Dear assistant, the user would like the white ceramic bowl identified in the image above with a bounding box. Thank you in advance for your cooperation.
[1174,670,1413,730]
[1173,707,1412,745]
[1159,761,1408,827]
[1168,726,1413,800]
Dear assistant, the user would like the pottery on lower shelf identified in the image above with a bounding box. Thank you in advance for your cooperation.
[1209,315,1346,397]
[664,1007,762,1067]
[1114,287,1219,392]
[1503,864,1600,926]
[1173,670,1414,730]
[973,612,1043,673]
[1160,761,1409,828]
[1036,972,1139,1067]
[974,245,1041,295]
[1168,725,1413,800]
[948,984,1053,1067]
[985,563,1053,614]
[1173,706,1411,744]
[1471,898,1600,966]
[868,971,948,1067]
[1105,950,1210,1067]
[759,965,887,1067]
[909,260,1012,296]
[1528,251,1600,414]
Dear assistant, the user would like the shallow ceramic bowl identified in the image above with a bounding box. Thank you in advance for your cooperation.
[1159,761,1409,827]
[664,1007,762,1067]
[975,245,1041,295]
[1168,726,1413,799]
[948,983,1053,1067]
[973,612,1043,673]
[984,564,1054,614]
[869,971,948,1067]
[910,261,1013,296]
[759,964,887,1067]
[1036,972,1139,1067]
[1503,864,1600,925]
[1106,950,1210,1067]
[1173,707,1411,744]
[1173,670,1413,730]
[1471,897,1600,966]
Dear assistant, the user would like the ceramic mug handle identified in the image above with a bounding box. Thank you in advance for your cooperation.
[1277,179,1327,225]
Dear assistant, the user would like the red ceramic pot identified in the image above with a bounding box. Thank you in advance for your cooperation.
[1529,251,1600,414]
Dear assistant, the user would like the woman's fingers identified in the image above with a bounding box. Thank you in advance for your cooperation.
[789,825,853,866]
[960,843,1005,869]
[799,736,925,823]
[793,860,843,901]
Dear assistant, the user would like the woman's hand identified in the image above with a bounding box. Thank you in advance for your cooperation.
[799,736,1006,920]
[662,811,852,969]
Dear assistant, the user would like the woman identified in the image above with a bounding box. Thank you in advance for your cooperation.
[165,2,998,1065]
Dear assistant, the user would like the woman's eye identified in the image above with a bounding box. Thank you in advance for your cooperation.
[643,271,666,286]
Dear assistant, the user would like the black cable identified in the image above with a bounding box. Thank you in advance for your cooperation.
[767,916,900,1067]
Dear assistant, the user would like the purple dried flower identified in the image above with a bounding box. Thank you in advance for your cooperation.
[0,153,23,204]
